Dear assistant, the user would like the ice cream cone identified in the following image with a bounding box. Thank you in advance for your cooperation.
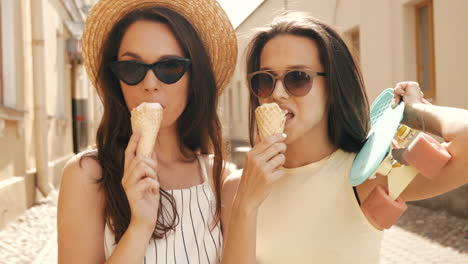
[255,103,287,141]
[131,102,163,157]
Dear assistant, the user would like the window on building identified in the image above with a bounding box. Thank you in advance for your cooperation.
[415,0,435,98]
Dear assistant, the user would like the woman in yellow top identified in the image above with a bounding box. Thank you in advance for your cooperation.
[220,12,468,264]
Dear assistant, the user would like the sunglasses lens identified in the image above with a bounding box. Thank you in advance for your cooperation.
[154,59,188,84]
[250,73,274,98]
[284,71,312,96]
[111,61,147,85]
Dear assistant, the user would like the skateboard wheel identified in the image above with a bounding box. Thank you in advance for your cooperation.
[361,185,408,230]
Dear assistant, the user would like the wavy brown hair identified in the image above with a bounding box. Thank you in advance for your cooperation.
[83,7,225,242]
[246,12,370,152]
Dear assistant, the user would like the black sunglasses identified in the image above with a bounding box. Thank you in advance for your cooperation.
[248,69,327,98]
[110,58,191,86]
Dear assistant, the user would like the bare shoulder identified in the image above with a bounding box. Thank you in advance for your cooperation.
[58,150,106,263]
[62,150,103,184]
[59,149,105,220]
[59,149,105,219]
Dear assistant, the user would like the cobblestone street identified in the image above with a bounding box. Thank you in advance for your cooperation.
[0,191,57,264]
[1,191,467,264]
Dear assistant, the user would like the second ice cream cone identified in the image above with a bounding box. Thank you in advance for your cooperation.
[255,103,287,141]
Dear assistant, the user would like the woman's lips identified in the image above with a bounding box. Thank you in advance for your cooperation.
[279,104,295,126]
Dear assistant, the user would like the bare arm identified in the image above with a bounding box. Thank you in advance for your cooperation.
[57,154,106,264]
[400,102,468,201]
[221,134,287,264]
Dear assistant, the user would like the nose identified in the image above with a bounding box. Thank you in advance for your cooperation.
[141,69,161,92]
[271,78,289,100]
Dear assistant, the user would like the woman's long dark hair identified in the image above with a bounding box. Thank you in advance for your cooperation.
[246,12,370,152]
[82,7,225,242]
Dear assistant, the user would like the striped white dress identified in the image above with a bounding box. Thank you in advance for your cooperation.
[104,155,223,264]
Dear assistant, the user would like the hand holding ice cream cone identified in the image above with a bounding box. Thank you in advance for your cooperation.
[233,103,288,213]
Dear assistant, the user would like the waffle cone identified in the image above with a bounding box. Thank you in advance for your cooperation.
[131,102,163,157]
[255,103,287,141]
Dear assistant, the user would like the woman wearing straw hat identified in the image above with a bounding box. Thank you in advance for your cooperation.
[57,0,237,263]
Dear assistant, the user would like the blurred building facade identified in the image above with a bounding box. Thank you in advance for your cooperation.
[0,0,100,229]
[221,0,468,217]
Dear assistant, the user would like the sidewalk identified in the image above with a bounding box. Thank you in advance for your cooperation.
[31,231,57,264]
[0,191,57,264]
[1,192,467,264]
[381,226,468,264]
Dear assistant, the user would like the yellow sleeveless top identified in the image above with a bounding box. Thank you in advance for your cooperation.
[256,149,383,264]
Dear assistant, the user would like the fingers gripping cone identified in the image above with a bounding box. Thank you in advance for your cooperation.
[255,103,287,141]
[131,102,163,157]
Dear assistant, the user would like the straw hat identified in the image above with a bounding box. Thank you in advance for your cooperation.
[82,0,237,95]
